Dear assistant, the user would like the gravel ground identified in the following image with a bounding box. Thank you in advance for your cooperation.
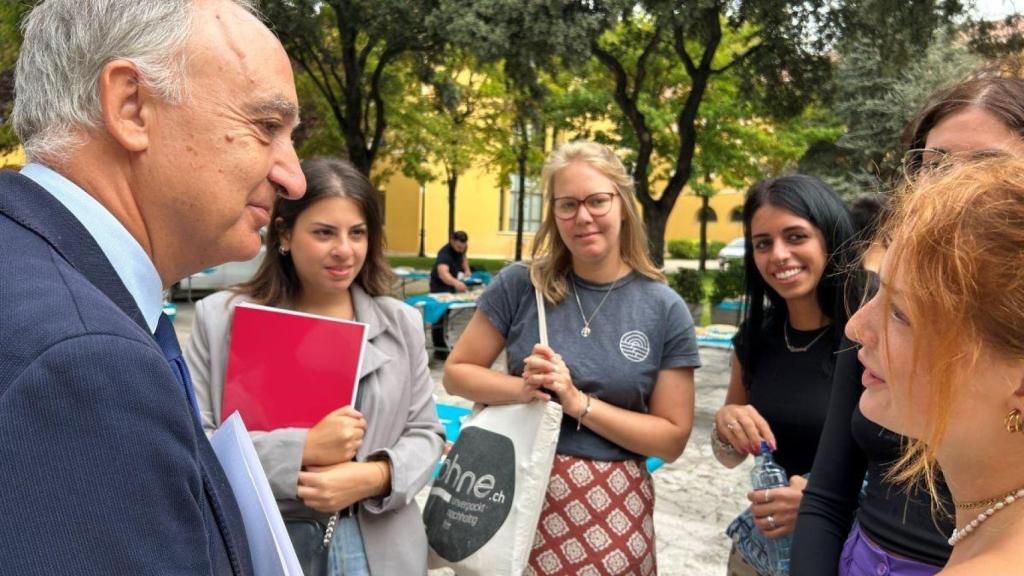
[173,298,748,575]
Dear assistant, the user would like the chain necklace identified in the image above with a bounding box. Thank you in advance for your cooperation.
[571,273,621,338]
[783,320,830,353]
[948,486,1024,546]
[956,484,1024,511]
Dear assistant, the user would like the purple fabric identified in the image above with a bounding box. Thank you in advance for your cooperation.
[840,524,942,576]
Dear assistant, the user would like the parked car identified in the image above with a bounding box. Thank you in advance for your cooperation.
[170,246,266,301]
[717,237,745,269]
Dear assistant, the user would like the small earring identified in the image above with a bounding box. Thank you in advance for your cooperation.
[278,246,289,256]
[1005,409,1023,433]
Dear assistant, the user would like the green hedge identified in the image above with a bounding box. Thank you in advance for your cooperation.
[387,255,509,273]
[669,268,704,305]
[667,239,729,260]
[710,262,745,305]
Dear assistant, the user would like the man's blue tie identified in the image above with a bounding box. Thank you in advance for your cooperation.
[154,312,203,428]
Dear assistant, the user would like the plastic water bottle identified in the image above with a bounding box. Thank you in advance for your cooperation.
[751,440,790,576]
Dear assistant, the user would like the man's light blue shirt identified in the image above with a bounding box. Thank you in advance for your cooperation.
[21,163,163,333]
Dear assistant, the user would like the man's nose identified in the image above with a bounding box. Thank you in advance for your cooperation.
[270,143,306,200]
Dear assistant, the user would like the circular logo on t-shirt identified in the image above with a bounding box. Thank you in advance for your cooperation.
[619,331,650,362]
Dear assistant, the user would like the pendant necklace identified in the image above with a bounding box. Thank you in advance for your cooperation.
[783,320,830,353]
[571,273,621,338]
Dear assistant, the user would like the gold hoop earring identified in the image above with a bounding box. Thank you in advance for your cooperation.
[1005,409,1023,434]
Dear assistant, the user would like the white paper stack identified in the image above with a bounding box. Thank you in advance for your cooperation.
[210,411,303,576]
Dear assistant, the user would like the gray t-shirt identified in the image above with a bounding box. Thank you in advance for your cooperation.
[477,264,701,461]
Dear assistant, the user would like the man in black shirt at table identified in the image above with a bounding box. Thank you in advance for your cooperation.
[429,231,470,359]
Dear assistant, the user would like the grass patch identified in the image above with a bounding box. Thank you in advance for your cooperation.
[387,255,511,274]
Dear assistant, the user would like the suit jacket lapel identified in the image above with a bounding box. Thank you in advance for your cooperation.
[0,171,147,332]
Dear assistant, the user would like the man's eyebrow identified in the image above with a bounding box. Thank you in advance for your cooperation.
[246,96,300,123]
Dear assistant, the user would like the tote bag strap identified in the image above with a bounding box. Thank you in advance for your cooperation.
[535,286,548,347]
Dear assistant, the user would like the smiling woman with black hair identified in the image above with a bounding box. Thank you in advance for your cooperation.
[713,175,858,576]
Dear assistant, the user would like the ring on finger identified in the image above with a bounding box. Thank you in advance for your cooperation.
[763,489,770,504]
[767,514,776,530]
[726,421,738,431]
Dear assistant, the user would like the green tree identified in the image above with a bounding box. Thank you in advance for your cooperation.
[547,0,966,265]
[261,0,447,176]
[390,52,497,237]
[802,30,980,196]
[443,0,604,259]
[0,2,35,155]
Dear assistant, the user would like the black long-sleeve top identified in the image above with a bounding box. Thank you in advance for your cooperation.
[791,338,954,574]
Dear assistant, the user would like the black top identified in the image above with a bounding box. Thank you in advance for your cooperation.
[733,316,837,476]
[429,243,465,293]
[791,338,953,574]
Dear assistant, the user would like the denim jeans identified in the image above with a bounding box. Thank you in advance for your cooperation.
[328,516,370,576]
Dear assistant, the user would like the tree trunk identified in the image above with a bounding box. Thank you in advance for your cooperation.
[699,194,709,273]
[515,152,527,261]
[644,202,669,268]
[417,183,426,258]
[447,172,458,237]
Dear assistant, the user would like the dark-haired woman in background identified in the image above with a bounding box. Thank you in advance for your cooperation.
[185,157,443,576]
[713,175,857,576]
[792,76,1024,576]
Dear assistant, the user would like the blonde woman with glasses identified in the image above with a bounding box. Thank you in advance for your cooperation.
[444,141,700,576]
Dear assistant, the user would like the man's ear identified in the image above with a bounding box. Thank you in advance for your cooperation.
[98,59,153,153]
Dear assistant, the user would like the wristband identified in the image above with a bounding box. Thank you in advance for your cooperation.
[576,394,593,431]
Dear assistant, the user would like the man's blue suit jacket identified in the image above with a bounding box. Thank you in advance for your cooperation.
[0,170,254,575]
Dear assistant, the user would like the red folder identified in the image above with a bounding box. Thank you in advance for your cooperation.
[221,302,368,431]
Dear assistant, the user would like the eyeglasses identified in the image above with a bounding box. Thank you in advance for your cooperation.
[551,192,617,220]
[900,147,1010,179]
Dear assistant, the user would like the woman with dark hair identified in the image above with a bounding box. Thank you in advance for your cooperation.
[184,157,444,576]
[712,175,857,576]
[792,75,1024,576]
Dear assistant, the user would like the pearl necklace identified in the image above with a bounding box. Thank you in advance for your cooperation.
[948,487,1024,546]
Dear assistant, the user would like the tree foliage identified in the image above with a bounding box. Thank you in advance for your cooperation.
[0,2,34,155]
[802,29,981,197]
[261,0,447,176]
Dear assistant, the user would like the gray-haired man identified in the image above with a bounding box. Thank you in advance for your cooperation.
[0,1,305,573]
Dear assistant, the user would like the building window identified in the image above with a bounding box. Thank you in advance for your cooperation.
[696,207,718,223]
[729,206,743,223]
[506,175,542,232]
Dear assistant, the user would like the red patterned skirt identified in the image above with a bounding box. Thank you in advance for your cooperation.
[526,455,657,576]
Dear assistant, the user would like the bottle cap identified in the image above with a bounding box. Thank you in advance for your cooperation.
[760,440,771,454]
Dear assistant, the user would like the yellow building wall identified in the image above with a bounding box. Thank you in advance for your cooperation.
[0,147,26,169]
[382,162,746,261]
[382,164,535,260]
[663,189,746,245]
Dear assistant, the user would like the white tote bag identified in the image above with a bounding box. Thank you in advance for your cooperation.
[424,287,562,576]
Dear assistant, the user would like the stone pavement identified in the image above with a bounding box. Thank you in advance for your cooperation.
[172,301,748,575]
